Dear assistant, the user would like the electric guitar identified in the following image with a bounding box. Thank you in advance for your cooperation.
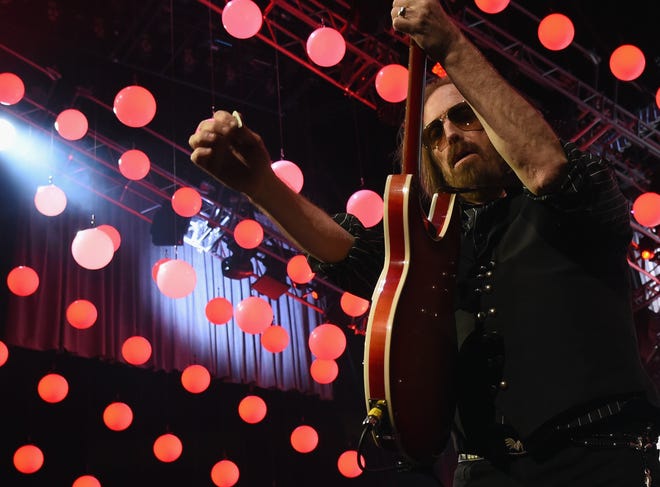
[363,41,460,466]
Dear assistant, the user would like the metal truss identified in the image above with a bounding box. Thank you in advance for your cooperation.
[4,0,660,308]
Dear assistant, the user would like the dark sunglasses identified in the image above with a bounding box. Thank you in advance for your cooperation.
[422,101,483,151]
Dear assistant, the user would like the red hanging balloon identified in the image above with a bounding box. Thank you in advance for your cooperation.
[153,433,183,463]
[290,425,319,453]
[238,395,267,424]
[0,340,8,367]
[340,292,370,317]
[286,255,315,284]
[308,323,346,359]
[171,187,202,217]
[211,459,240,487]
[72,475,101,487]
[152,258,171,282]
[310,358,339,384]
[233,219,264,249]
[346,189,383,228]
[181,364,211,393]
[222,0,263,39]
[234,296,273,334]
[656,87,660,110]
[118,149,150,180]
[103,402,133,431]
[271,160,304,193]
[97,224,121,251]
[375,64,408,103]
[632,192,660,227]
[121,336,152,365]
[7,265,39,296]
[609,44,646,81]
[474,0,510,14]
[71,228,115,270]
[156,259,197,298]
[0,72,25,105]
[66,299,98,329]
[13,444,44,474]
[37,373,69,403]
[113,85,157,128]
[55,109,89,141]
[34,184,67,216]
[261,325,289,353]
[337,450,364,478]
[206,297,234,324]
[538,13,574,51]
[306,27,346,67]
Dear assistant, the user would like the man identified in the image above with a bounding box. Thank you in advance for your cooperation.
[189,1,660,485]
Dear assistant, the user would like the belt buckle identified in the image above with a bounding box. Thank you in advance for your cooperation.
[458,453,483,462]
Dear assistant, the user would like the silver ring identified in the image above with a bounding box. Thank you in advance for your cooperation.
[397,6,406,17]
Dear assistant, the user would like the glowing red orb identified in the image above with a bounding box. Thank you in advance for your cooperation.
[96,224,121,251]
[234,296,273,334]
[153,433,183,463]
[156,259,197,298]
[632,192,660,227]
[271,160,304,193]
[261,325,289,353]
[233,219,263,249]
[0,340,8,367]
[66,299,98,329]
[7,265,39,296]
[337,450,364,478]
[238,395,267,424]
[306,27,346,67]
[0,72,25,105]
[71,228,115,270]
[474,0,510,14]
[118,149,150,181]
[538,13,574,51]
[286,254,315,284]
[610,45,646,81]
[222,0,263,39]
[171,187,202,217]
[34,184,67,216]
[656,87,660,110]
[103,402,133,431]
[206,297,234,324]
[290,425,319,453]
[310,358,339,384]
[346,189,383,228]
[340,291,370,317]
[55,109,88,141]
[309,323,346,359]
[13,444,44,474]
[152,258,171,282]
[211,459,240,487]
[72,475,101,487]
[181,364,211,393]
[113,85,157,128]
[375,64,408,103]
[37,373,69,403]
[121,336,152,365]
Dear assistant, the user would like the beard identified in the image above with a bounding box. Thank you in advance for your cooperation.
[439,141,513,203]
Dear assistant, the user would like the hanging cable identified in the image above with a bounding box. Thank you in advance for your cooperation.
[274,47,285,160]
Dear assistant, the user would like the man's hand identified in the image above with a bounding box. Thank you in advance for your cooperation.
[189,110,274,200]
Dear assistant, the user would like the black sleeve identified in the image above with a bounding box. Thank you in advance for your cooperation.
[306,214,384,300]
[524,141,632,242]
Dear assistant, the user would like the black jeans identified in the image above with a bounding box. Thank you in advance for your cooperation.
[454,445,660,487]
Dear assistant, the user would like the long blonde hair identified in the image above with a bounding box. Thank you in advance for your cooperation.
[395,76,454,198]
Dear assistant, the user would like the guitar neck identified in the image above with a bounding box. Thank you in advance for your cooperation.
[401,41,427,175]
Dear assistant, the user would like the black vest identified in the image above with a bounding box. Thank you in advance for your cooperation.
[454,190,659,453]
